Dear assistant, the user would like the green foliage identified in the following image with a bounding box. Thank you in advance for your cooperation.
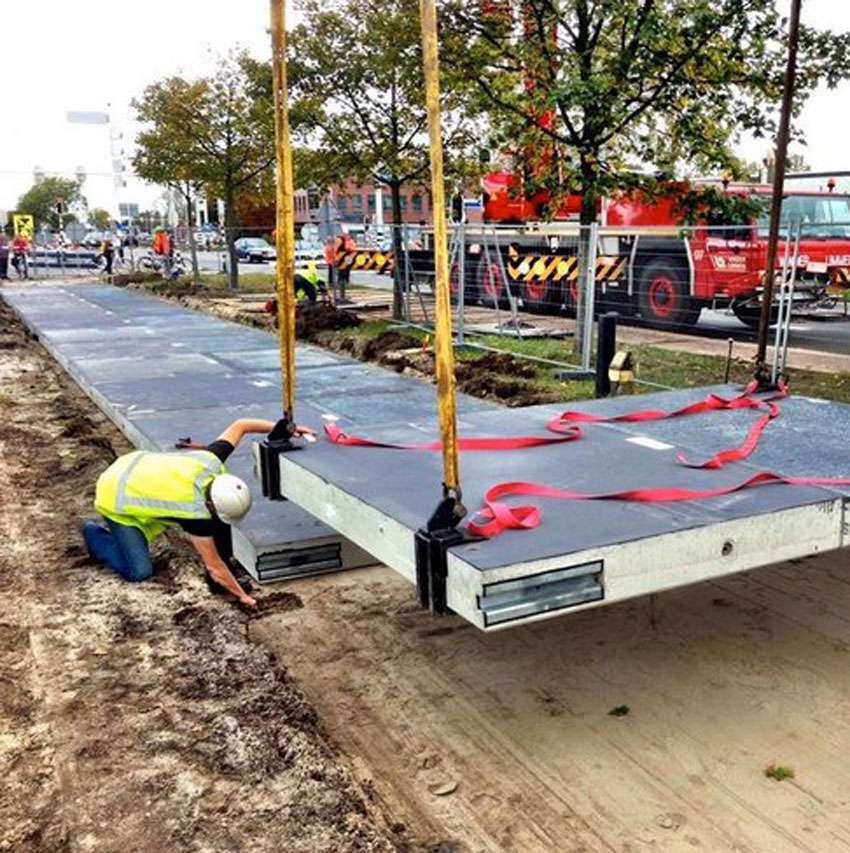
[672,186,767,226]
[288,0,481,199]
[88,208,112,230]
[132,52,275,289]
[444,1,850,223]
[133,53,272,201]
[765,763,795,781]
[17,176,84,228]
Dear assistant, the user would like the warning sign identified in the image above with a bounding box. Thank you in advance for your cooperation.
[13,215,34,238]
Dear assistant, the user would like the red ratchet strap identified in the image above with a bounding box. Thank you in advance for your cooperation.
[323,419,583,451]
[467,471,850,538]
[547,381,788,469]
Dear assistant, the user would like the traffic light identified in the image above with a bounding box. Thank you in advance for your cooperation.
[55,198,65,216]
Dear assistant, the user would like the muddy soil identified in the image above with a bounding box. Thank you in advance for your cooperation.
[0,298,424,852]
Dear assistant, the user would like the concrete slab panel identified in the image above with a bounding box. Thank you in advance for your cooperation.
[71,354,229,384]
[94,374,287,411]
[215,347,349,372]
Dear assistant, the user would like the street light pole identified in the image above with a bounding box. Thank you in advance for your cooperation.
[755,0,802,385]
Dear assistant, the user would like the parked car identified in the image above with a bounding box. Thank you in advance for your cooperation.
[294,240,325,263]
[81,231,110,249]
[234,237,275,263]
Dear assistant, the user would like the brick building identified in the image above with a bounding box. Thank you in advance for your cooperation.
[294,179,433,226]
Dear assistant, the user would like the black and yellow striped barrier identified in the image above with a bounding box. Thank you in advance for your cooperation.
[507,250,626,285]
[334,249,395,274]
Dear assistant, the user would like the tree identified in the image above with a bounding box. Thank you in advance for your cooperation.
[446,0,849,351]
[133,77,208,282]
[446,1,849,226]
[133,53,274,289]
[89,208,112,231]
[288,0,482,318]
[17,176,85,229]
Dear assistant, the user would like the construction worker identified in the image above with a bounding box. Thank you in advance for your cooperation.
[332,232,355,295]
[295,260,324,304]
[83,418,314,609]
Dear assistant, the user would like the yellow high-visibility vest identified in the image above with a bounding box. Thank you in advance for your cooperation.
[94,450,225,542]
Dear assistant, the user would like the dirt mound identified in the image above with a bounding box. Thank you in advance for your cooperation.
[455,350,560,406]
[362,330,419,360]
[144,278,209,300]
[457,350,537,380]
[296,304,361,341]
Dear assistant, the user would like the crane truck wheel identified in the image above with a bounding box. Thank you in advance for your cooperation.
[637,260,700,329]
[475,257,510,308]
[562,278,581,317]
[520,275,552,314]
[732,298,779,329]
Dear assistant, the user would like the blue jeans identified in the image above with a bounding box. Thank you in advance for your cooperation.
[84,519,153,582]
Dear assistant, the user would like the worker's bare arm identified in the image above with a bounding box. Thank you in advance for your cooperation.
[217,418,315,448]
[216,418,276,447]
[189,535,257,609]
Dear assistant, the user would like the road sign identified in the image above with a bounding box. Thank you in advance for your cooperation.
[66,111,109,124]
[13,215,34,238]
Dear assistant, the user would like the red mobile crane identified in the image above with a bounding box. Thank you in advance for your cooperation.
[476,173,850,327]
[419,1,850,329]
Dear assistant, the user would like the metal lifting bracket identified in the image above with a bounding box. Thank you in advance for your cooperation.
[256,416,302,502]
[414,491,477,615]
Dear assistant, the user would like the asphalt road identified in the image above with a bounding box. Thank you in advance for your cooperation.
[693,307,850,356]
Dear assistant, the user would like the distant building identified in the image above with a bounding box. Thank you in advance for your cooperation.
[295,179,433,226]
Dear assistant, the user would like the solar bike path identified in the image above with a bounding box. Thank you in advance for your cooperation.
[2,283,491,581]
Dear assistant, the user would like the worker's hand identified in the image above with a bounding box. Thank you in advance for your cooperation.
[294,424,316,438]
[239,593,258,611]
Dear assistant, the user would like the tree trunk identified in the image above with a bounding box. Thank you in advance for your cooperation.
[184,184,200,285]
[390,180,405,321]
[224,188,238,292]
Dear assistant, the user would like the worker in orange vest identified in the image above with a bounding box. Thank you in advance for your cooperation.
[332,232,355,295]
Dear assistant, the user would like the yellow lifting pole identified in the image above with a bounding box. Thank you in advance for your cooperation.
[419,0,462,508]
[270,0,296,424]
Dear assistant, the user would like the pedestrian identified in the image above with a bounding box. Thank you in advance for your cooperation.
[100,236,115,276]
[0,236,9,280]
[83,417,315,609]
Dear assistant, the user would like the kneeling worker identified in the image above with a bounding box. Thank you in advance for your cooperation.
[83,418,314,609]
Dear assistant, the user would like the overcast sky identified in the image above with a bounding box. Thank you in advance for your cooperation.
[0,0,848,219]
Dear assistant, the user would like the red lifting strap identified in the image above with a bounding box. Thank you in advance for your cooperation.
[467,472,850,538]
[323,420,583,451]
[547,381,787,469]
[322,381,850,538]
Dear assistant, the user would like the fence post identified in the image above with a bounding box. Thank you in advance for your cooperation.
[402,223,410,322]
[595,311,617,397]
[773,219,801,384]
[457,222,465,347]
[580,222,599,371]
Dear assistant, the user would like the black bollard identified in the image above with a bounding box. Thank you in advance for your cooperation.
[595,312,618,398]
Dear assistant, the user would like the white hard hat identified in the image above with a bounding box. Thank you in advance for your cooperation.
[209,474,252,525]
